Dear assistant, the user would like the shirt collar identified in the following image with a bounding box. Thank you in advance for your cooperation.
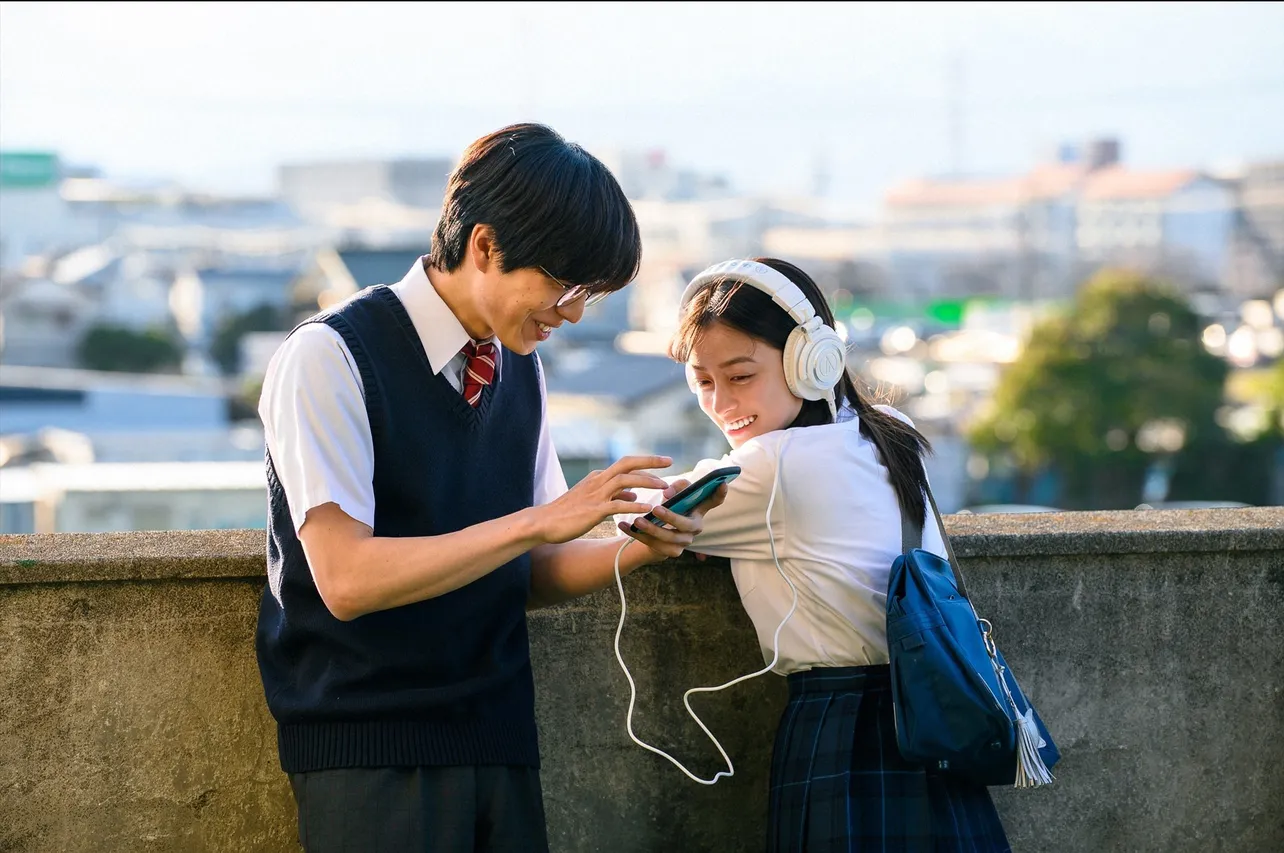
[389,257,500,376]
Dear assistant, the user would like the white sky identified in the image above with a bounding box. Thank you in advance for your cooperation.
[2,1,1282,210]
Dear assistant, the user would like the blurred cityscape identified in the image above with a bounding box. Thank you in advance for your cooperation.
[1,133,1282,533]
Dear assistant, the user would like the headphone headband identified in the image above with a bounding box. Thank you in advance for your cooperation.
[679,259,817,329]
[678,258,845,420]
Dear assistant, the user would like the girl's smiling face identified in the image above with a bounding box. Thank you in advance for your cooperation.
[685,320,803,448]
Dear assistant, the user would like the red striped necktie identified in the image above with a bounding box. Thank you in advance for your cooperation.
[460,339,497,407]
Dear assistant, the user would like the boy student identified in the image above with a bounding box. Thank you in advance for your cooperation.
[255,123,726,852]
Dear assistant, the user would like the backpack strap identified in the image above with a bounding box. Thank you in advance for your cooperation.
[899,483,971,600]
[900,506,922,554]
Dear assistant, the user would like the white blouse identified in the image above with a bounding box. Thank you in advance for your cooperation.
[622,406,947,675]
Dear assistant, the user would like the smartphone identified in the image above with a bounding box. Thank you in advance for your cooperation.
[631,465,741,531]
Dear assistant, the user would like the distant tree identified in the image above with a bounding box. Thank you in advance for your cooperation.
[76,324,184,374]
[228,376,265,423]
[1167,357,1284,506]
[210,303,287,376]
[1267,358,1284,436]
[967,269,1229,508]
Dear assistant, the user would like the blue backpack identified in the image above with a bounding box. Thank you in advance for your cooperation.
[886,489,1060,788]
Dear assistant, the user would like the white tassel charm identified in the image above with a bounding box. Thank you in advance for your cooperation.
[1013,707,1055,788]
[985,630,1055,789]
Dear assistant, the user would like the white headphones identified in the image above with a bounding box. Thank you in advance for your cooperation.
[680,259,847,419]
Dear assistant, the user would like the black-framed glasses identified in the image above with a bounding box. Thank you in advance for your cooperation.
[540,266,611,309]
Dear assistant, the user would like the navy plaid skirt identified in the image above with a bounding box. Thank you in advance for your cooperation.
[768,665,1012,853]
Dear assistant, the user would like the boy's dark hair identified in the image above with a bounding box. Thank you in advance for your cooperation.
[430,123,642,296]
[669,257,934,528]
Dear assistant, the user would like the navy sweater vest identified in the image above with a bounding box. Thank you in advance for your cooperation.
[255,285,543,773]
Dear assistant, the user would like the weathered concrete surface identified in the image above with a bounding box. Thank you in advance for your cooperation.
[0,576,291,853]
[2,507,1282,852]
[956,548,1284,853]
[528,555,783,853]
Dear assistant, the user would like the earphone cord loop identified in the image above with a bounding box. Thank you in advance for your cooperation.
[613,434,799,785]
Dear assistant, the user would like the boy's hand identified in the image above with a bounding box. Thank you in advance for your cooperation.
[534,456,672,545]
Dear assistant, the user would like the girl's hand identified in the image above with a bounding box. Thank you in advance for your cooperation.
[618,480,729,563]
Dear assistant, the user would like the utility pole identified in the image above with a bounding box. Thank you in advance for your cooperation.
[947,51,965,178]
[812,148,831,199]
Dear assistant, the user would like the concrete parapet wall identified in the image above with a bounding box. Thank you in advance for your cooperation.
[2,508,1282,852]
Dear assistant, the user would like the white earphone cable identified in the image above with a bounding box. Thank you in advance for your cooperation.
[612,433,798,785]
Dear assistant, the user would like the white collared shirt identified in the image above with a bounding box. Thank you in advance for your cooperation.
[259,258,568,532]
[620,406,947,676]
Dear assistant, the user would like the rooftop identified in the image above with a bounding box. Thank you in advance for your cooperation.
[542,347,688,404]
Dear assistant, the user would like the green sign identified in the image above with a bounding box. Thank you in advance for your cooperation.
[848,297,1014,329]
[924,299,967,326]
[0,151,60,188]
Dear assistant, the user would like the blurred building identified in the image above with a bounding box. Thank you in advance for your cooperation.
[186,264,305,338]
[0,461,266,534]
[0,266,101,368]
[1,149,319,270]
[1075,166,1236,294]
[593,148,733,203]
[0,236,352,376]
[0,364,259,464]
[1225,160,1284,299]
[276,158,452,239]
[762,138,1262,307]
[879,160,1088,303]
[335,245,427,290]
[0,151,104,270]
[762,158,1099,306]
[625,197,836,340]
[541,346,723,483]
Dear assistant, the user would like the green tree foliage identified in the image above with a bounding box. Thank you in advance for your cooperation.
[210,303,287,376]
[76,324,184,374]
[1168,357,1284,505]
[1266,358,1284,436]
[228,376,264,423]
[968,269,1229,508]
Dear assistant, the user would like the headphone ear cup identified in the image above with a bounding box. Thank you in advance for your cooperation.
[808,326,848,391]
[784,322,847,401]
